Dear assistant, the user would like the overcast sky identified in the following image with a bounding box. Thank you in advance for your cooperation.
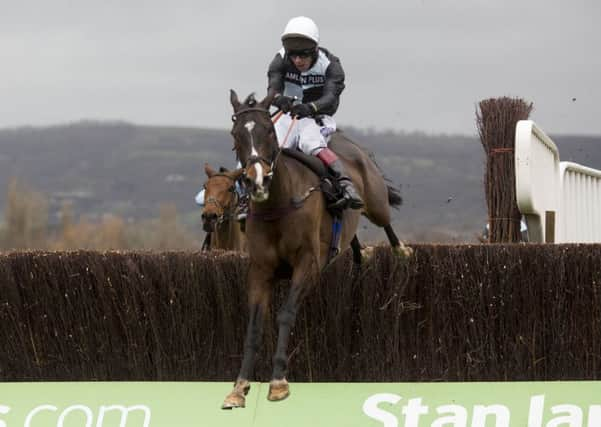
[1,0,599,135]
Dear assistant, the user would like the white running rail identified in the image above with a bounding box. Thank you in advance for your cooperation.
[515,120,601,243]
[559,162,601,242]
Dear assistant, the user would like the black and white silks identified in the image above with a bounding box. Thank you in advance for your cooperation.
[268,47,345,117]
[268,47,345,153]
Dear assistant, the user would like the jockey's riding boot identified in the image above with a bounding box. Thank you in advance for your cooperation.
[329,160,364,209]
[316,148,364,210]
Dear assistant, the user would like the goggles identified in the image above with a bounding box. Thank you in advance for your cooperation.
[287,48,314,59]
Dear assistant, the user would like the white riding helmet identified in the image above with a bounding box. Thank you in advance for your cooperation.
[281,16,319,45]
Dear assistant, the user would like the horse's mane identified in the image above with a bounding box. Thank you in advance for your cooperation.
[243,93,257,106]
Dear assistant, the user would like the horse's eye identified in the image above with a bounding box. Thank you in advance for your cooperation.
[229,186,235,193]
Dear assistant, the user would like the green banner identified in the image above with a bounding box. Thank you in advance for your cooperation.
[0,381,600,426]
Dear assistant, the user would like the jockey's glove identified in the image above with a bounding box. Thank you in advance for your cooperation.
[272,95,295,113]
[291,103,316,118]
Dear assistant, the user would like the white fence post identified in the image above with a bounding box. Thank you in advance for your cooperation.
[515,120,560,242]
[515,120,601,243]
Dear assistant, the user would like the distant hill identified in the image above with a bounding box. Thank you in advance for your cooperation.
[0,121,599,243]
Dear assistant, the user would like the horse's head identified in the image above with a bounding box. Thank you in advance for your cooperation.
[201,164,244,232]
[230,90,278,202]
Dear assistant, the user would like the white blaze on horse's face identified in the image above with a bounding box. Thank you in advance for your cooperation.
[244,121,257,150]
[250,159,269,202]
[244,120,269,202]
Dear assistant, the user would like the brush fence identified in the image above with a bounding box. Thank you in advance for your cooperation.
[516,120,601,242]
[2,246,601,382]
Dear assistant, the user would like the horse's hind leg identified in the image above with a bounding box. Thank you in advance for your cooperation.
[360,178,412,258]
[384,224,400,247]
[362,196,412,257]
[384,224,413,258]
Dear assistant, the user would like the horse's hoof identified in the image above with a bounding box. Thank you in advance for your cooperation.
[267,379,290,401]
[393,244,413,259]
[222,392,245,409]
[221,380,250,409]
[361,245,375,261]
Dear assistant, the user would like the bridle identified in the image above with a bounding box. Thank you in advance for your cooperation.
[231,106,281,172]
[204,173,240,225]
[231,106,277,123]
[230,103,313,222]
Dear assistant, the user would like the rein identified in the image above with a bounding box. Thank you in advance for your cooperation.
[248,183,320,222]
[280,116,297,147]
[247,149,320,222]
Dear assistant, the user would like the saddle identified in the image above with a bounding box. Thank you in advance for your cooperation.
[282,148,346,217]
[281,148,348,262]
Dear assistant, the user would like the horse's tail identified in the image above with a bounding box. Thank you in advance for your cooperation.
[387,184,403,209]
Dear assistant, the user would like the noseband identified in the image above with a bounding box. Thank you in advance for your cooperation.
[247,155,275,170]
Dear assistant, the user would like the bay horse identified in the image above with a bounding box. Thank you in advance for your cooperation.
[222,90,411,408]
[200,164,247,252]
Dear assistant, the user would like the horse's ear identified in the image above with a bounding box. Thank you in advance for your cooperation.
[259,89,277,109]
[230,89,241,112]
[205,163,216,177]
[232,168,246,181]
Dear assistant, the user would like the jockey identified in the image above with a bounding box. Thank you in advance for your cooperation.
[268,16,364,210]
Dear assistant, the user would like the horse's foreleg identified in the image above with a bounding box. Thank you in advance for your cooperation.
[350,234,362,266]
[239,302,266,379]
[268,258,316,401]
[384,224,413,258]
[222,269,271,409]
[201,232,211,251]
[222,303,263,409]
